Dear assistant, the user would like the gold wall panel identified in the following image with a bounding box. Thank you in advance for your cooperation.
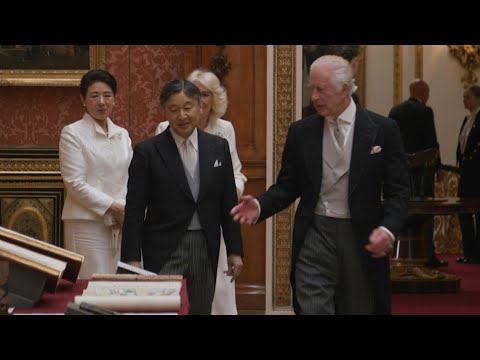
[272,46,296,310]
[0,147,64,247]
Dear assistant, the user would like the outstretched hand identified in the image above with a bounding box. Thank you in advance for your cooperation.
[230,195,259,225]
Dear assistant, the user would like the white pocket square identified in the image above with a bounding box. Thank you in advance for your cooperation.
[370,146,382,154]
[214,160,222,167]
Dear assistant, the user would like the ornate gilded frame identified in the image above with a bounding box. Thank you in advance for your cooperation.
[0,45,105,87]
[270,45,297,311]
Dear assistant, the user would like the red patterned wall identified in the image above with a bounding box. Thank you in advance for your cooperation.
[0,45,183,147]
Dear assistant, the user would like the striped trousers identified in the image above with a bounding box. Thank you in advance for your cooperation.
[159,230,215,315]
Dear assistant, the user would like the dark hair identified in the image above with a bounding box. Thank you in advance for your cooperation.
[80,69,117,98]
[468,84,480,98]
[323,45,360,62]
[159,79,201,108]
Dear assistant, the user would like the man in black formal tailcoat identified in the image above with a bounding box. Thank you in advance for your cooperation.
[388,79,444,267]
[456,85,480,264]
[121,80,243,314]
[232,55,410,315]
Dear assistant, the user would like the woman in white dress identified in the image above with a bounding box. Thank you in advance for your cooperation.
[59,69,133,278]
[156,69,246,314]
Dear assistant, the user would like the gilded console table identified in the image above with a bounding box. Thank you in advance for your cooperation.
[0,147,64,248]
[391,197,480,293]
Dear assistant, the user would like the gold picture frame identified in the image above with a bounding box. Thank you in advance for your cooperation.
[0,45,105,87]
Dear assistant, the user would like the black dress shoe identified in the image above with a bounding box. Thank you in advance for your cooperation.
[425,258,449,267]
[456,257,468,263]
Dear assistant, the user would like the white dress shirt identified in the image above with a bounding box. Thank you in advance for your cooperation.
[156,118,247,194]
[170,127,199,176]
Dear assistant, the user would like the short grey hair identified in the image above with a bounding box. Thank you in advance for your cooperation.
[467,84,480,98]
[187,69,228,123]
[310,55,354,94]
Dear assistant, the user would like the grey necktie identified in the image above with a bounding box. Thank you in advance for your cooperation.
[182,138,197,177]
[332,118,344,147]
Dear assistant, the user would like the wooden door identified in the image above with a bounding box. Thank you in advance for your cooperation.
[183,45,267,310]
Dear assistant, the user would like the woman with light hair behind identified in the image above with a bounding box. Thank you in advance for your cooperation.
[155,69,246,315]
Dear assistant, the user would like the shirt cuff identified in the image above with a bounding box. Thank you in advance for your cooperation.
[379,226,395,244]
[253,199,261,224]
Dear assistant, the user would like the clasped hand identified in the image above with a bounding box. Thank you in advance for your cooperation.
[107,201,125,229]
[226,255,243,282]
[365,227,394,258]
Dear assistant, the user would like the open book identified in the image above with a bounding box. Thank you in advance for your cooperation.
[0,226,84,281]
[74,279,182,313]
[0,226,84,308]
[0,239,66,292]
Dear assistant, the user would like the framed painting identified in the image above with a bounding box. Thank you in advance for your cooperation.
[0,45,105,86]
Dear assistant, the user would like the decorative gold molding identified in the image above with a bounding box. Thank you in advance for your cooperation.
[447,45,480,85]
[0,159,60,173]
[7,206,49,242]
[0,148,65,248]
[0,181,64,189]
[393,45,403,106]
[415,45,423,79]
[272,45,296,310]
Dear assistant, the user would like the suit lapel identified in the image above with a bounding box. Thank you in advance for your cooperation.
[457,116,468,162]
[465,112,480,153]
[155,131,194,201]
[197,131,215,202]
[306,115,324,192]
[349,107,378,196]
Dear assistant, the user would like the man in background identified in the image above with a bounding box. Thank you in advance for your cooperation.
[456,85,480,264]
[388,79,445,267]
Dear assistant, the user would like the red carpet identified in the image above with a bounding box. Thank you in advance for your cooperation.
[392,255,480,315]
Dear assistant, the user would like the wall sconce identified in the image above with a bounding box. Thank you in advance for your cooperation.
[447,45,480,85]
[211,45,232,87]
